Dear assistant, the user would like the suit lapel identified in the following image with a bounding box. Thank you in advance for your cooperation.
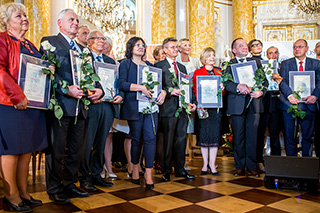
[291,58,298,71]
[57,33,72,50]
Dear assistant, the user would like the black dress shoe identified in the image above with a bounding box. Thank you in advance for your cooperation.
[49,193,70,204]
[92,177,114,187]
[162,173,170,182]
[145,181,154,190]
[233,169,245,177]
[65,185,90,198]
[21,196,42,207]
[131,178,140,185]
[80,181,98,192]
[175,171,195,179]
[2,197,32,212]
[200,171,208,175]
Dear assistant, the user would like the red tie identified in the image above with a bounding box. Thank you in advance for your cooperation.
[172,61,179,77]
[299,61,303,71]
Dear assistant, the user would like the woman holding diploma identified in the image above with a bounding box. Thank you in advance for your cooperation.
[0,3,47,212]
[118,37,166,189]
[192,47,222,176]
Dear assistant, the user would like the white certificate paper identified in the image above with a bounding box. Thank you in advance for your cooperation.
[200,79,218,104]
[237,65,255,87]
[142,70,159,96]
[294,75,311,99]
[24,63,46,102]
[97,67,115,98]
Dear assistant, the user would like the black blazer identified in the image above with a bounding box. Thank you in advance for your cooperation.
[40,33,102,118]
[224,58,266,115]
[118,58,153,120]
[155,58,195,117]
[279,57,320,111]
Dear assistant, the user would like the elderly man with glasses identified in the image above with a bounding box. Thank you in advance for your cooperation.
[78,30,124,191]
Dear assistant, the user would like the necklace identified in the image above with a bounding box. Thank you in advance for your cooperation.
[8,31,34,55]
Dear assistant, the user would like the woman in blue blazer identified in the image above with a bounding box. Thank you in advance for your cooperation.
[118,37,166,189]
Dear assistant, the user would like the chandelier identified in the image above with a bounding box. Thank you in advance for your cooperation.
[74,0,134,59]
[290,0,320,16]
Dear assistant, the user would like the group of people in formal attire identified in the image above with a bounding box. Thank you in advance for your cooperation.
[0,2,320,213]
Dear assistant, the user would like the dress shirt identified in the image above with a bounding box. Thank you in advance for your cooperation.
[92,51,105,63]
[60,32,82,53]
[295,57,306,71]
[236,57,247,63]
[166,57,180,73]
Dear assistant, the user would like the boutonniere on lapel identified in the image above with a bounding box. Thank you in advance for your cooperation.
[41,40,67,126]
[74,47,101,124]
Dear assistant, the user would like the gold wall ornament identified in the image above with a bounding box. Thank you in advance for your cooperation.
[232,0,253,41]
[0,0,13,6]
[291,0,320,16]
[74,0,134,59]
[24,0,51,49]
[189,0,215,58]
[151,0,176,44]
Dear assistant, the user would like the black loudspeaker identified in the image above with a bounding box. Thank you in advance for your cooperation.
[264,156,319,192]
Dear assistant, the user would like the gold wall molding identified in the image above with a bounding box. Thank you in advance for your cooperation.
[232,0,253,41]
[151,0,176,44]
[263,24,317,41]
[25,0,51,49]
[0,0,13,6]
[189,0,215,58]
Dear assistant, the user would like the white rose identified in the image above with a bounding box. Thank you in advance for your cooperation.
[143,66,150,73]
[50,46,56,52]
[268,59,274,64]
[41,40,52,51]
[83,48,90,54]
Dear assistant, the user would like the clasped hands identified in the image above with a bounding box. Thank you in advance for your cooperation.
[288,94,317,105]
[170,88,196,112]
[141,85,166,106]
[67,85,104,104]
[237,84,262,98]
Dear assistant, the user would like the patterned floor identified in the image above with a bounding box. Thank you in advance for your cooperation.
[1,155,320,213]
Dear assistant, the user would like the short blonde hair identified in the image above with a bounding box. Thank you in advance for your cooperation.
[0,3,26,32]
[200,47,215,65]
[177,38,189,47]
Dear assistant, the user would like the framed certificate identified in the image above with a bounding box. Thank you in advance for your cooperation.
[70,50,92,85]
[289,71,315,102]
[18,54,51,109]
[197,75,222,108]
[137,64,162,101]
[231,60,257,88]
[94,61,118,101]
[179,72,191,105]
[261,60,279,91]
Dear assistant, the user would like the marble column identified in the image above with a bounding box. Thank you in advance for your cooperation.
[151,0,176,44]
[189,0,215,58]
[25,0,51,49]
[232,0,253,42]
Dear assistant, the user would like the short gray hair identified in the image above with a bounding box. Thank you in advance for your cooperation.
[105,36,113,46]
[58,8,75,21]
[87,30,100,40]
[0,3,26,32]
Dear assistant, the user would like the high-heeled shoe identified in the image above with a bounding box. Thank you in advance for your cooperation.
[2,197,32,212]
[131,178,140,185]
[21,196,42,207]
[104,164,117,178]
[145,180,154,190]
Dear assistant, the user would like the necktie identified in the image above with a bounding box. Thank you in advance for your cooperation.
[172,61,179,77]
[96,56,102,62]
[239,58,245,63]
[70,40,77,51]
[299,61,303,71]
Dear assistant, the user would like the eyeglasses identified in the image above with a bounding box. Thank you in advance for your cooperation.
[251,43,262,48]
[134,43,146,48]
[89,36,106,41]
[293,45,306,49]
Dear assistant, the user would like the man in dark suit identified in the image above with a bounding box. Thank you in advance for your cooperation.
[155,37,196,182]
[78,30,123,191]
[279,39,320,157]
[41,9,102,204]
[224,38,266,177]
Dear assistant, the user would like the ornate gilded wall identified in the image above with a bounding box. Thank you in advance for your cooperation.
[232,0,253,41]
[151,0,176,44]
[189,0,215,58]
[0,0,13,5]
[25,0,51,49]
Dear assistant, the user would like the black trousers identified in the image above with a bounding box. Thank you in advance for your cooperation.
[231,107,260,172]
[256,110,282,163]
[45,114,86,195]
[79,103,114,182]
[313,110,320,157]
[161,112,188,174]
